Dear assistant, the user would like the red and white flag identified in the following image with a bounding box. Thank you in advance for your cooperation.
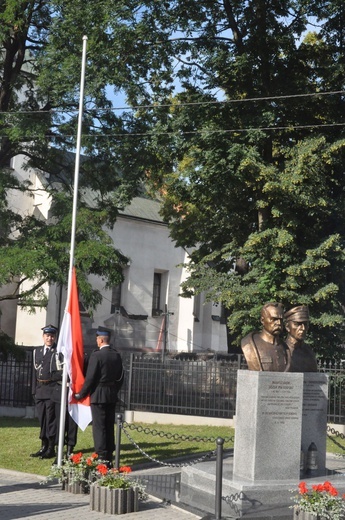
[57,267,92,431]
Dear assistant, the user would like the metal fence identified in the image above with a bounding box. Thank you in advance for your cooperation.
[318,360,345,424]
[1,350,345,424]
[121,353,244,418]
[0,349,33,407]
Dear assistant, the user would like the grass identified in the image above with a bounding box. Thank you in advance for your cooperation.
[0,417,234,476]
[1,417,345,478]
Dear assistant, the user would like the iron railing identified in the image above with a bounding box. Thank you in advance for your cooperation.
[120,353,243,418]
[0,349,33,407]
[1,350,345,423]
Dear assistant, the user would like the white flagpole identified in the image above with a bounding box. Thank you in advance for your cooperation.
[57,35,88,466]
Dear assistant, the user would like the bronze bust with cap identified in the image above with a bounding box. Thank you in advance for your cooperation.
[241,302,290,371]
[284,305,318,372]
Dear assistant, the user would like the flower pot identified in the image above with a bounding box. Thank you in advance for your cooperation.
[62,479,89,494]
[90,483,139,515]
[61,470,91,494]
[293,507,327,520]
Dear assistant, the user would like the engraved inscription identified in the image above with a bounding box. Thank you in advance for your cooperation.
[303,379,327,415]
[260,379,301,425]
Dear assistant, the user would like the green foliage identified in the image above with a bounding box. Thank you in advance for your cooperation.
[1,1,345,359]
[0,1,141,313]
[89,0,345,358]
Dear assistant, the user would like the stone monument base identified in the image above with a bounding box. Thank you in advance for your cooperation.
[180,454,345,519]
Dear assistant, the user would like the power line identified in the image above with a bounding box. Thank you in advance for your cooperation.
[3,121,344,140]
[0,90,344,115]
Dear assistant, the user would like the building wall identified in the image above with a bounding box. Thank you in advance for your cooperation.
[5,156,53,345]
[7,156,228,352]
[85,216,197,352]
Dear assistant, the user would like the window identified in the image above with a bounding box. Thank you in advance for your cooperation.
[152,273,162,316]
[193,293,200,322]
[110,283,122,314]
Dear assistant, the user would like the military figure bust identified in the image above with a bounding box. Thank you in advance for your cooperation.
[284,305,318,372]
[241,302,290,371]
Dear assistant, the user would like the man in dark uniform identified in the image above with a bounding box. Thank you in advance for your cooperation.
[31,324,59,459]
[74,328,124,466]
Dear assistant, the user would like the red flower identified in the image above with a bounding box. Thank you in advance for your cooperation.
[119,466,132,474]
[312,484,324,492]
[71,452,83,464]
[298,482,308,495]
[96,464,108,475]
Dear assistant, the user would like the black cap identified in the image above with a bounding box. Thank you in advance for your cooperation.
[96,327,111,337]
[42,324,58,335]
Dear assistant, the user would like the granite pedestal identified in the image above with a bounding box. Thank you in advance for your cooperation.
[233,371,304,481]
[180,370,331,518]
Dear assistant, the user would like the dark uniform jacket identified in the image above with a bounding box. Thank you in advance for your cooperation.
[32,346,60,399]
[50,352,88,403]
[78,346,124,404]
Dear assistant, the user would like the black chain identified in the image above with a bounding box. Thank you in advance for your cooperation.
[221,492,245,516]
[122,421,234,444]
[222,491,244,504]
[327,425,345,452]
[122,423,217,467]
[327,425,345,441]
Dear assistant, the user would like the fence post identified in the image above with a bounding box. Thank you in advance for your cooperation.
[114,413,123,469]
[127,353,134,410]
[237,354,242,369]
[215,437,224,520]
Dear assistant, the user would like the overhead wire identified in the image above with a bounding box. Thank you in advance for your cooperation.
[0,90,344,139]
[0,89,344,115]
[1,121,345,140]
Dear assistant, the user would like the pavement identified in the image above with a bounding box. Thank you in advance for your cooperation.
[2,454,345,520]
[0,466,203,520]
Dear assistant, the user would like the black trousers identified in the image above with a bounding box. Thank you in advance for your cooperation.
[35,398,56,440]
[53,401,78,447]
[91,402,116,463]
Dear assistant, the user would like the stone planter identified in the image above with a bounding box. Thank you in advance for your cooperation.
[62,478,89,494]
[61,470,92,494]
[90,483,139,515]
[293,507,327,520]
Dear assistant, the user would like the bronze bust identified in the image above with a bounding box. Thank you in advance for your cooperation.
[241,302,290,371]
[284,305,317,372]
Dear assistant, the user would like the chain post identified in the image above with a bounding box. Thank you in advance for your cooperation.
[114,413,123,469]
[215,437,224,520]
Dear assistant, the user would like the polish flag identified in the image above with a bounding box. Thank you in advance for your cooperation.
[57,267,92,430]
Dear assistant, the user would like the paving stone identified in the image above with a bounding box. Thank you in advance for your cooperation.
[0,468,201,520]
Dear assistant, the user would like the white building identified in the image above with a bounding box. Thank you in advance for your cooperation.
[5,155,229,353]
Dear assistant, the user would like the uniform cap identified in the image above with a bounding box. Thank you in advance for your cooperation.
[284,306,310,323]
[42,324,58,334]
[96,328,111,337]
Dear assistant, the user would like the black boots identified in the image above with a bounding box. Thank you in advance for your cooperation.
[40,438,56,459]
[52,445,75,465]
[66,445,74,458]
[30,440,48,458]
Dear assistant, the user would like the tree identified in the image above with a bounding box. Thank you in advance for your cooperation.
[0,0,143,310]
[1,1,345,357]
[69,0,344,358]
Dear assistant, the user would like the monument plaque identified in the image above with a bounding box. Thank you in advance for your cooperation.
[302,372,328,475]
[233,370,304,481]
